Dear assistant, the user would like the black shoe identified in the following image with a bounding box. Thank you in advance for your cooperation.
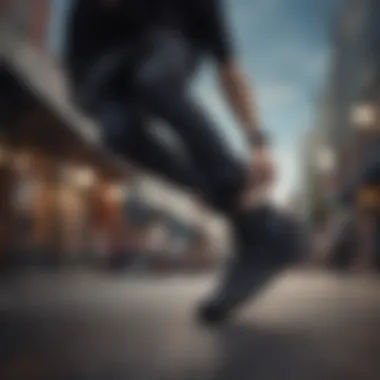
[198,208,303,324]
[198,256,276,324]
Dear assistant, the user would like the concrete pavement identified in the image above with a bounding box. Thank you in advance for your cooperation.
[1,269,380,379]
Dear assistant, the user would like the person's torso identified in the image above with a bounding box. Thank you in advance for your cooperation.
[66,0,214,88]
[150,0,211,45]
[74,0,212,52]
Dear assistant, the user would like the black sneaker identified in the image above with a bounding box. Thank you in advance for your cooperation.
[197,208,303,324]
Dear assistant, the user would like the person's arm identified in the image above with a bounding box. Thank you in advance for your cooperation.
[218,62,263,143]
[206,0,267,147]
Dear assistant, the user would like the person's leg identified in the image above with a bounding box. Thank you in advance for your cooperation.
[94,94,208,194]
[132,29,248,213]
[70,41,208,196]
[131,29,302,322]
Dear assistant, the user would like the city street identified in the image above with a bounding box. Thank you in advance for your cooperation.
[1,269,380,380]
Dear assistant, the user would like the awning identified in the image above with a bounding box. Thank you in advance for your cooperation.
[0,21,131,180]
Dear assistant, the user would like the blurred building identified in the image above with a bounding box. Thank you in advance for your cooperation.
[305,0,380,228]
[325,0,380,190]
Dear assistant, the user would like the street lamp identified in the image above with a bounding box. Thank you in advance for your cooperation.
[350,104,376,130]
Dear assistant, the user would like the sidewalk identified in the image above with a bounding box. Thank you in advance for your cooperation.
[1,269,380,379]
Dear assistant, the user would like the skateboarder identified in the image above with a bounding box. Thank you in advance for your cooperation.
[64,0,300,322]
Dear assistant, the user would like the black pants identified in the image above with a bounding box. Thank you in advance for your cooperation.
[78,30,249,212]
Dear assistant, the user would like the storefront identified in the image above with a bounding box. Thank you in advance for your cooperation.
[0,139,128,266]
[0,54,130,268]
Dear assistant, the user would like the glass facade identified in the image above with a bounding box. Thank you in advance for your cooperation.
[325,0,380,194]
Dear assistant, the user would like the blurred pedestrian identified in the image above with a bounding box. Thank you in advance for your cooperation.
[64,0,301,323]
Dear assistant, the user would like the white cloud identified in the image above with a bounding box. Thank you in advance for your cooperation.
[289,46,329,79]
[233,0,279,23]
[259,82,300,108]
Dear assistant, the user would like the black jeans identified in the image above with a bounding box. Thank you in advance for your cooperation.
[78,29,249,212]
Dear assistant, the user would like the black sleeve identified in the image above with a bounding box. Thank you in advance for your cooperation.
[204,0,234,63]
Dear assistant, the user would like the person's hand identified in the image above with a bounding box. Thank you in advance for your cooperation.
[239,145,276,209]
[250,145,276,187]
[245,127,275,185]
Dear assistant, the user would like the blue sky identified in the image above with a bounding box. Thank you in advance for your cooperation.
[194,0,341,203]
[49,0,341,204]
